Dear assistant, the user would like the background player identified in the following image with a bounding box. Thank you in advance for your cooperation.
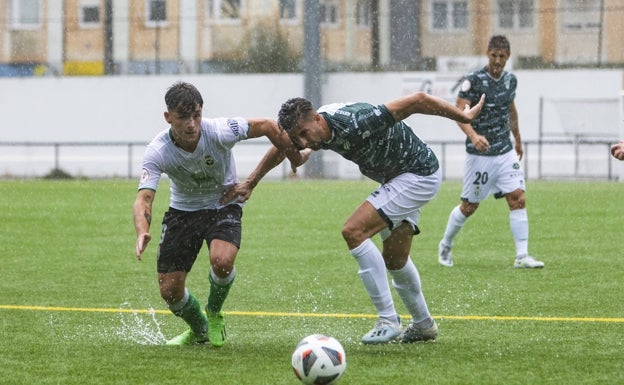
[437,35,544,269]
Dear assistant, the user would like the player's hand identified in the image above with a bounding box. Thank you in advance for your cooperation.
[611,141,624,161]
[470,133,490,153]
[290,149,313,173]
[221,181,253,205]
[464,94,485,121]
[135,233,151,261]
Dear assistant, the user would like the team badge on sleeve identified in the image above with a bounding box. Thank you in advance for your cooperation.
[461,79,471,92]
[140,168,150,183]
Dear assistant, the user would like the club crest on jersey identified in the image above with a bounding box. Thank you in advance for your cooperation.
[204,156,215,166]
[513,162,520,170]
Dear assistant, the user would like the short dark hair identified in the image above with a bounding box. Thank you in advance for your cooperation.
[164,81,203,116]
[488,35,510,52]
[277,97,315,132]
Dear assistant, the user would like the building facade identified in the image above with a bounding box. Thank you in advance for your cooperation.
[0,0,623,76]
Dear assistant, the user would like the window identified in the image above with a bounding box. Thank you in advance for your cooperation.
[8,0,42,29]
[280,0,296,20]
[79,0,100,28]
[431,1,468,31]
[320,0,339,26]
[356,0,371,27]
[206,0,242,20]
[561,0,601,32]
[147,0,167,25]
[497,0,534,30]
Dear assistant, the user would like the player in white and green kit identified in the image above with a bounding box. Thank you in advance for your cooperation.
[234,92,484,344]
[133,82,309,346]
[438,35,544,269]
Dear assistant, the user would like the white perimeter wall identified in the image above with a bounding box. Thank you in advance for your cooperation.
[0,70,622,180]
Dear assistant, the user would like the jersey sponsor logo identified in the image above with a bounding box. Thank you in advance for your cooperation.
[335,109,351,117]
[140,168,150,183]
[227,119,241,136]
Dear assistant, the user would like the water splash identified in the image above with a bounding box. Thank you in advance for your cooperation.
[116,302,167,345]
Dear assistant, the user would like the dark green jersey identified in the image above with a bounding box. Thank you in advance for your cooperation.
[458,67,517,156]
[318,102,439,183]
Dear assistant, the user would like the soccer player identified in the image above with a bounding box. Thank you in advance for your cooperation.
[133,81,309,346]
[437,35,544,269]
[611,140,624,160]
[229,92,484,344]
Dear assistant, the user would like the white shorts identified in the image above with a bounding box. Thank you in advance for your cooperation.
[366,169,442,237]
[461,151,525,203]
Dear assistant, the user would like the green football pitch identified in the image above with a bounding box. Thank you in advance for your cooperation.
[0,179,622,385]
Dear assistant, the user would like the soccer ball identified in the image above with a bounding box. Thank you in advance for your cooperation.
[291,334,347,385]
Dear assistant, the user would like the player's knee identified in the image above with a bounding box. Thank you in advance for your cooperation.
[341,224,365,249]
[211,258,235,278]
[460,202,479,217]
[507,190,525,209]
[158,283,184,304]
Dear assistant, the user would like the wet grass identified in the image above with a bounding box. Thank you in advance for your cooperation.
[0,179,622,384]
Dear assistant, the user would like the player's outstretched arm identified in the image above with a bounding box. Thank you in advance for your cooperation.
[247,118,310,168]
[133,189,154,261]
[220,118,311,205]
[385,91,484,123]
[220,145,311,205]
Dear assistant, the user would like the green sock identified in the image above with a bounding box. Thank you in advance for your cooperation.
[171,291,207,335]
[206,272,234,314]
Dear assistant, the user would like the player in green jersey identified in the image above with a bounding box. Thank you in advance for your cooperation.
[229,91,484,344]
[438,35,545,269]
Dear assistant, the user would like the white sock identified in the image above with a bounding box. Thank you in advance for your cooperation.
[350,239,397,323]
[510,208,529,258]
[168,287,189,311]
[442,205,468,247]
[389,258,431,324]
[210,267,236,286]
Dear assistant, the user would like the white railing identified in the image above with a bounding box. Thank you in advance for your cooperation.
[0,139,620,181]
